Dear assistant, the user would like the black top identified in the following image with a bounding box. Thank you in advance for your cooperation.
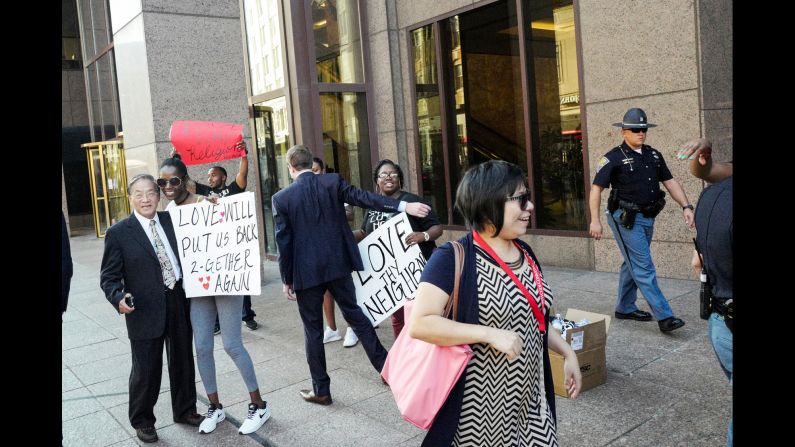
[593,142,673,206]
[195,180,244,197]
[361,191,440,260]
[695,176,733,299]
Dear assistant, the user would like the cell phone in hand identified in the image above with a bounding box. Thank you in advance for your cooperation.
[124,293,135,308]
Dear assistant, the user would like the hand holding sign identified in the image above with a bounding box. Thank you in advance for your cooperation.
[170,120,246,166]
[168,192,262,297]
[352,213,426,326]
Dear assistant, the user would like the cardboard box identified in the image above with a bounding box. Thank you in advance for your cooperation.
[548,308,611,398]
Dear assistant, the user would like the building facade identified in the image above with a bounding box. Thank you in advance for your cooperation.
[64,0,732,279]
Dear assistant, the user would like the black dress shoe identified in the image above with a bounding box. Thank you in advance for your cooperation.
[658,317,685,332]
[614,310,653,321]
[299,389,332,405]
[136,426,158,443]
[175,412,203,426]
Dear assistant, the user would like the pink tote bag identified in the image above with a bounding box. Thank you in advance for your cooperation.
[381,241,473,430]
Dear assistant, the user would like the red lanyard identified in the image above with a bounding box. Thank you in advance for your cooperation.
[472,230,547,333]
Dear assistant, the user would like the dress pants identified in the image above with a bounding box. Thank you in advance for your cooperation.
[128,282,197,428]
[296,275,387,396]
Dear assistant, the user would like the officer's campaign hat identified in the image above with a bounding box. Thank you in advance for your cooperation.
[612,108,657,129]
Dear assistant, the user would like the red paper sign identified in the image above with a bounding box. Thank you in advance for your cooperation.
[169,121,245,166]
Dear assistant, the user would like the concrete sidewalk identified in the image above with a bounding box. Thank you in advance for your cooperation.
[62,233,730,446]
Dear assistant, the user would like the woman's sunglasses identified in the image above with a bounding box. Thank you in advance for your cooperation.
[506,192,531,209]
[156,177,182,188]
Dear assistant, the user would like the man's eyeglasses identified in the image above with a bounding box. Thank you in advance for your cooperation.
[131,191,159,200]
[377,172,400,179]
[156,177,182,188]
[506,192,531,209]
[627,128,648,134]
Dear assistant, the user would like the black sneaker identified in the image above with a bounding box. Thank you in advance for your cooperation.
[244,319,259,331]
[214,323,221,335]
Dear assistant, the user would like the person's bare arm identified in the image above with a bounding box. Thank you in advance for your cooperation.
[588,184,604,239]
[661,179,695,229]
[409,282,523,359]
[235,141,249,189]
[676,138,733,183]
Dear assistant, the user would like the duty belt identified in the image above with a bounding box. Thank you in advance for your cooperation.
[618,198,665,218]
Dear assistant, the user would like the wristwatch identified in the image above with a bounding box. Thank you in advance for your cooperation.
[422,231,430,242]
[682,204,694,211]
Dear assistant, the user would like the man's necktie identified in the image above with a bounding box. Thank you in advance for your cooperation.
[150,220,177,289]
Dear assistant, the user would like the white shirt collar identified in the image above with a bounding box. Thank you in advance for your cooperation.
[133,209,160,228]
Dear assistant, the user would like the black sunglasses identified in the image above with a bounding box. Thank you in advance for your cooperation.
[506,192,531,209]
[627,128,648,133]
[156,177,182,188]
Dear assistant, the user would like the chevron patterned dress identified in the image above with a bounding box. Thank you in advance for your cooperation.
[452,246,557,447]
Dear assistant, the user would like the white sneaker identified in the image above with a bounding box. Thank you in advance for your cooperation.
[343,327,359,348]
[199,404,225,434]
[238,402,271,435]
[323,327,342,344]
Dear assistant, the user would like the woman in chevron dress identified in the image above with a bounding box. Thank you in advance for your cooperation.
[410,160,582,446]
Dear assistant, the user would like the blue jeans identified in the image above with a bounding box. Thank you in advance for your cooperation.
[708,312,733,446]
[191,295,260,395]
[605,209,674,320]
[215,295,256,325]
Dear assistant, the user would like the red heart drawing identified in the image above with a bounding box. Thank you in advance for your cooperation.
[198,277,203,282]
[220,212,225,217]
[206,276,211,281]
[202,283,209,290]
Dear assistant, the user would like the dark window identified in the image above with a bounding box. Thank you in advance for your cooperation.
[410,0,586,231]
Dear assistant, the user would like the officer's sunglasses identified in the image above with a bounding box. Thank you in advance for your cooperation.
[627,128,648,133]
[156,177,183,188]
[506,192,531,209]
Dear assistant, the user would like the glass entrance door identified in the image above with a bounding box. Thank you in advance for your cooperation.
[253,98,290,256]
[82,138,130,237]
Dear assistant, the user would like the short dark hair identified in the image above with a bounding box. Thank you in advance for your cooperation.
[160,153,188,177]
[210,166,227,177]
[286,144,313,170]
[127,174,159,195]
[454,160,527,236]
[312,157,325,171]
[373,159,404,186]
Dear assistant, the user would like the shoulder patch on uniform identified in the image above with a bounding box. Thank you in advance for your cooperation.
[596,156,610,172]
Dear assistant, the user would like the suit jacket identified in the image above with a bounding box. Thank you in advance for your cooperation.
[100,212,183,340]
[62,212,73,313]
[272,172,401,291]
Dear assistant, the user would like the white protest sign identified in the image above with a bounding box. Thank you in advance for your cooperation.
[169,191,261,297]
[352,212,426,326]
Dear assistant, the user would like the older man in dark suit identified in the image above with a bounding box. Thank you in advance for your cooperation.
[100,174,202,443]
[273,145,430,405]
[62,211,72,317]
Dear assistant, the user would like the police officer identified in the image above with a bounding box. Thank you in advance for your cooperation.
[588,108,695,333]
[680,137,732,446]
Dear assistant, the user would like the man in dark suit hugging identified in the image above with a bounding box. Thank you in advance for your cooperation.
[272,144,431,405]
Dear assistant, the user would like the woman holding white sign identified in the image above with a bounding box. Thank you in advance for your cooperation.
[158,154,270,436]
[352,159,443,341]
[409,160,581,446]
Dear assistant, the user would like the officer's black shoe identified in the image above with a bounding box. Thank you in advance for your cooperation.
[614,310,653,321]
[658,317,685,332]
